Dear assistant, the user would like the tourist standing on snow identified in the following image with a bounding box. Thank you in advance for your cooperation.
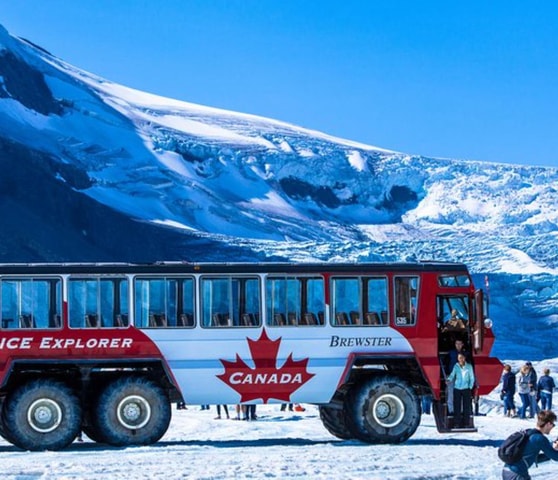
[525,362,539,418]
[537,368,556,411]
[447,353,475,428]
[215,404,230,420]
[501,364,517,417]
[518,364,534,419]
[446,339,472,414]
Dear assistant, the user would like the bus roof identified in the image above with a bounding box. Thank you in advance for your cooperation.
[0,261,470,275]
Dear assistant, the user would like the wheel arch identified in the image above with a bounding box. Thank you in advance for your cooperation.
[337,353,432,398]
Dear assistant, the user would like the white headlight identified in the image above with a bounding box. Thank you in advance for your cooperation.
[484,318,493,329]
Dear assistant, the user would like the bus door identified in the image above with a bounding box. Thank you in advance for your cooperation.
[435,294,476,432]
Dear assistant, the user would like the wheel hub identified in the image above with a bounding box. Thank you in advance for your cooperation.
[372,393,405,428]
[27,398,62,433]
[117,395,151,430]
[375,400,392,419]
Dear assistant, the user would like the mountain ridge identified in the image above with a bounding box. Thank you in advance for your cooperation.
[0,24,557,359]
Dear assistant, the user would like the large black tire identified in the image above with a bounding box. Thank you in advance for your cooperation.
[2,379,81,451]
[346,375,421,444]
[319,386,353,440]
[93,376,171,447]
[0,399,15,444]
[319,405,353,440]
[0,417,10,442]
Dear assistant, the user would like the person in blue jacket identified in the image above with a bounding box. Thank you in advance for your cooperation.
[502,410,558,480]
[537,368,556,411]
[447,353,475,428]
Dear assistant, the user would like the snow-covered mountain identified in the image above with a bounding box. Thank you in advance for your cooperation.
[0,24,557,360]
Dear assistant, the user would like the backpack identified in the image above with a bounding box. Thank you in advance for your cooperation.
[498,429,540,464]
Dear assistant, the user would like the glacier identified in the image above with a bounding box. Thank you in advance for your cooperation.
[0,23,557,360]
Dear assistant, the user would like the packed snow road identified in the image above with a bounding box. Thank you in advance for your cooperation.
[1,396,558,480]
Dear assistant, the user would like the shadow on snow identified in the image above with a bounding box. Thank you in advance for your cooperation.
[0,436,503,453]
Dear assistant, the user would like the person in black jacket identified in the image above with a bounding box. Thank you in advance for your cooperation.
[447,339,472,373]
[501,364,517,417]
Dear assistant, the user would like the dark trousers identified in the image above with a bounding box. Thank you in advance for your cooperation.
[216,405,229,417]
[453,388,472,427]
[246,404,256,420]
[502,467,530,480]
[503,392,516,415]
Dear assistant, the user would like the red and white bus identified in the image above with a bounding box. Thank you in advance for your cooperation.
[0,261,502,450]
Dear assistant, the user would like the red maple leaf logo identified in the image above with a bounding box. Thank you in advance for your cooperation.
[217,329,315,403]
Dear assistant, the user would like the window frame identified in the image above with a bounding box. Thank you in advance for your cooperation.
[265,274,325,327]
[0,276,62,330]
[68,275,129,329]
[330,275,389,327]
[200,275,261,329]
[133,275,196,329]
[393,275,419,327]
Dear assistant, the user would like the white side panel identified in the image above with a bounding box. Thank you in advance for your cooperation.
[143,326,414,405]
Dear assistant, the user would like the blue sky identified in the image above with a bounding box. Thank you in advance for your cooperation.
[1,0,558,167]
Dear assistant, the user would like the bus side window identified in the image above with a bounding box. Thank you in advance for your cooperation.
[266,277,298,327]
[242,278,261,327]
[2,278,62,330]
[331,276,389,327]
[267,276,323,327]
[394,276,419,326]
[202,276,261,328]
[305,277,324,326]
[364,277,388,327]
[178,278,195,328]
[330,277,359,327]
[70,277,127,329]
[135,277,196,328]
[114,279,129,328]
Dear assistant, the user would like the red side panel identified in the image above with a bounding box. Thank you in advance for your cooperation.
[0,327,165,386]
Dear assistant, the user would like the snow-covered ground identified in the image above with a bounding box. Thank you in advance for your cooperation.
[3,361,558,480]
